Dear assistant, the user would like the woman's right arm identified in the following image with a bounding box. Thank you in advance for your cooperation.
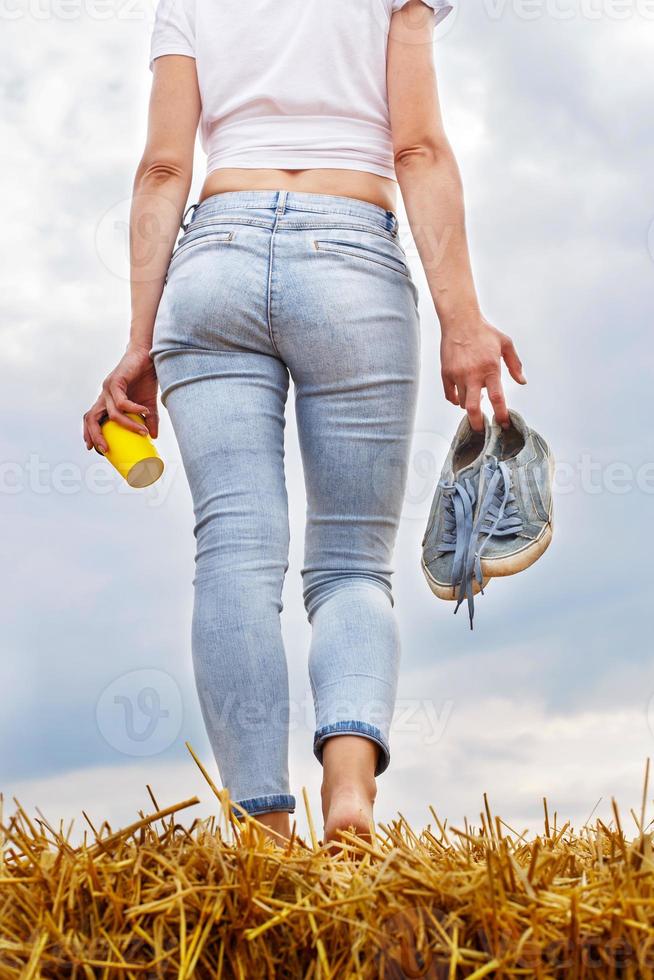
[83,55,200,453]
[387,0,526,432]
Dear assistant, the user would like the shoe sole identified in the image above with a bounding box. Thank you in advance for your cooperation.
[479,521,552,577]
[420,557,490,601]
[479,451,555,578]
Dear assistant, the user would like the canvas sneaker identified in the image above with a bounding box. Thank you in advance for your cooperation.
[474,409,554,579]
[421,414,493,623]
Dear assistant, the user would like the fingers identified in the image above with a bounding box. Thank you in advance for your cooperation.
[84,404,109,454]
[485,374,510,429]
[104,382,150,436]
[114,394,151,417]
[442,374,459,406]
[83,412,92,450]
[501,336,527,384]
[464,385,484,432]
[145,410,160,440]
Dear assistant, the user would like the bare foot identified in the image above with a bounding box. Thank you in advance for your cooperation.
[320,735,378,846]
[323,787,375,844]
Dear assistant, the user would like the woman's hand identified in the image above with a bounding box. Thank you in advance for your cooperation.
[83,344,159,454]
[440,316,526,432]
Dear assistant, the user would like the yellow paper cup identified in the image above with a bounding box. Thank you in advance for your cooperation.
[99,412,164,488]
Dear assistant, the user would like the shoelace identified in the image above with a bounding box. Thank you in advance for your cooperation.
[437,457,523,628]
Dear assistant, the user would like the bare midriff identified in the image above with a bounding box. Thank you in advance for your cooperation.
[199,167,398,213]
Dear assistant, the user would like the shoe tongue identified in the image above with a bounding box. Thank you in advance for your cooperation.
[454,459,481,481]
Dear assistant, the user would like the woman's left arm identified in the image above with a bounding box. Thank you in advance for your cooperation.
[83,55,200,453]
[387,0,526,432]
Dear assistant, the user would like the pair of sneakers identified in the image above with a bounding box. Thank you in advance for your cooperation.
[421,410,554,628]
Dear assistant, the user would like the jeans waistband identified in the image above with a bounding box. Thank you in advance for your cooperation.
[183,190,399,235]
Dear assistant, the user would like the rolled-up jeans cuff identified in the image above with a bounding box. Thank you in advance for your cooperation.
[231,794,296,820]
[313,721,391,777]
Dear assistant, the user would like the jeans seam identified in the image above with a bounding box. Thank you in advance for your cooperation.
[313,673,394,689]
[184,214,397,239]
[266,221,283,358]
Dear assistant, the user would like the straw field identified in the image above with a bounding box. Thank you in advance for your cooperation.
[2,757,654,979]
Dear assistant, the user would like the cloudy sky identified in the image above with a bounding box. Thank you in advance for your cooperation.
[2,0,653,843]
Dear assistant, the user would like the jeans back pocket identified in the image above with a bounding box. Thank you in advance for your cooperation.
[166,229,235,281]
[313,234,409,278]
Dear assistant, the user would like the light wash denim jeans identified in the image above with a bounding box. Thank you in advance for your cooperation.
[150,190,421,817]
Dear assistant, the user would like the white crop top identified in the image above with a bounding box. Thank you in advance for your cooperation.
[149,0,453,181]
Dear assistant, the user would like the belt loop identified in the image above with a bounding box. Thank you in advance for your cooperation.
[181,202,199,231]
[275,190,288,215]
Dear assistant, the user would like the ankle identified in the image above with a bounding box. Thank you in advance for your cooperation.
[320,735,379,808]
[253,810,292,841]
[321,774,377,823]
[322,772,377,801]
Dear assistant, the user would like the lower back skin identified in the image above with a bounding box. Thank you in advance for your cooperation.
[200,168,398,212]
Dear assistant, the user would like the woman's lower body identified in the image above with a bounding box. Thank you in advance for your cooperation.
[150,189,420,831]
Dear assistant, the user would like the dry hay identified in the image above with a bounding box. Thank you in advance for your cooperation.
[2,755,654,979]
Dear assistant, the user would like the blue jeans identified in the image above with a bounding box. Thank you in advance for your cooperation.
[150,190,421,817]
